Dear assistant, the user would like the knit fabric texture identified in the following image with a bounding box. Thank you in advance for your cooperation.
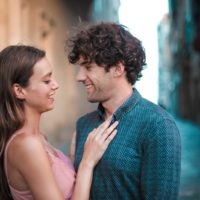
[74,89,181,200]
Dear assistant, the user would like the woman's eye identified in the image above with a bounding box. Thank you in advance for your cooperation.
[44,80,50,84]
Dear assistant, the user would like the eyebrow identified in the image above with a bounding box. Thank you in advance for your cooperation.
[42,71,52,78]
[79,60,90,66]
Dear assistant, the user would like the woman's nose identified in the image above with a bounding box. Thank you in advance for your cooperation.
[52,79,59,90]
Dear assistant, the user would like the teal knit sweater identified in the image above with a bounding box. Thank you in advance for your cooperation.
[74,89,181,200]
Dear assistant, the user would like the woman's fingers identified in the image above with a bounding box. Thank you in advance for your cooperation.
[83,119,118,167]
[92,120,118,144]
[101,121,119,141]
[104,129,117,146]
[94,117,112,135]
[87,118,119,144]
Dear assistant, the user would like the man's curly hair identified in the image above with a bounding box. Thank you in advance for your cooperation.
[67,22,146,85]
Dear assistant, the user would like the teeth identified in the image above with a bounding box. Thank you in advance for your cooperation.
[85,85,92,89]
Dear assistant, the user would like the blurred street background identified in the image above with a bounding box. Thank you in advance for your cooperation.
[0,0,200,199]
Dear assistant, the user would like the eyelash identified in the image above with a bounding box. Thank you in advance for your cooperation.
[85,65,92,70]
[44,80,51,84]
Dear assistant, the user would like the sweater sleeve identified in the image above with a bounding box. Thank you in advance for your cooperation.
[141,119,181,200]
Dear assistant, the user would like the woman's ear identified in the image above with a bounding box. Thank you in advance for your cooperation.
[13,83,25,100]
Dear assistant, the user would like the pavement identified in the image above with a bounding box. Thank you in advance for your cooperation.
[176,118,200,200]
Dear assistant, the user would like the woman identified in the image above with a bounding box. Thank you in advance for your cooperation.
[0,45,118,200]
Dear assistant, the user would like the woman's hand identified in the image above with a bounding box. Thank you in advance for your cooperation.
[71,118,118,200]
[81,118,118,169]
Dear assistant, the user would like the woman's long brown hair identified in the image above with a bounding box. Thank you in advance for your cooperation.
[0,45,45,199]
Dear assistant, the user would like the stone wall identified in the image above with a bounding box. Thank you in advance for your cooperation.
[0,0,121,153]
[0,0,79,150]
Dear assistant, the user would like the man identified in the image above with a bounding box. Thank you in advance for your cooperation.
[67,22,181,200]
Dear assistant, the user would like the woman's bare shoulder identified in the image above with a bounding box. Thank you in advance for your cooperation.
[7,132,44,166]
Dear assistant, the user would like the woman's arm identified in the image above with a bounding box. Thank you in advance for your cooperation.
[71,119,118,200]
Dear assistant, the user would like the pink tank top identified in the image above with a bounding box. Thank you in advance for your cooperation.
[4,133,75,200]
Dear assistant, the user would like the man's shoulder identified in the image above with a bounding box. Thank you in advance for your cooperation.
[136,98,180,140]
[137,97,175,122]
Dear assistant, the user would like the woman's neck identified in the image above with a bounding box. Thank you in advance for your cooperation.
[23,107,41,135]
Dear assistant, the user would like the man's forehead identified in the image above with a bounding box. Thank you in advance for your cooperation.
[77,56,90,66]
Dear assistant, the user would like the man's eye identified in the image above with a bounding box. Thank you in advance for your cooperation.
[86,65,91,70]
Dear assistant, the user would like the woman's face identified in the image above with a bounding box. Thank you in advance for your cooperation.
[23,57,59,113]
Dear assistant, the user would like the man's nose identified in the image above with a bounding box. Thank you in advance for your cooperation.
[76,67,86,82]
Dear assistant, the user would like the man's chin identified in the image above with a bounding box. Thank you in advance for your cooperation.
[87,96,99,103]
[87,98,98,103]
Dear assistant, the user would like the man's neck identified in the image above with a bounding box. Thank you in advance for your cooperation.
[102,86,133,119]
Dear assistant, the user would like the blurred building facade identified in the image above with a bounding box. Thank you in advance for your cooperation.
[158,0,200,126]
[0,0,78,148]
[1,0,199,153]
[0,0,120,152]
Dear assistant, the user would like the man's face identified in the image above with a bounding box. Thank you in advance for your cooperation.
[76,57,114,103]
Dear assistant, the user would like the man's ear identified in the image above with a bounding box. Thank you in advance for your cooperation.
[13,83,25,100]
[112,62,125,77]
